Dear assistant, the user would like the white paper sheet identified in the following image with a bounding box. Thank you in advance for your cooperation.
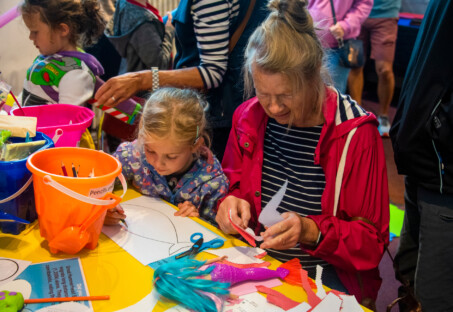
[165,292,286,312]
[310,292,342,312]
[0,257,31,287]
[35,302,92,312]
[102,196,223,265]
[206,246,266,264]
[1,279,32,299]
[286,302,312,312]
[339,295,364,311]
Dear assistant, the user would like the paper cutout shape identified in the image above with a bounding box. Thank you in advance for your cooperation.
[228,209,262,247]
[310,292,342,312]
[256,285,300,310]
[315,265,327,299]
[258,179,287,227]
[300,269,321,307]
[339,295,364,312]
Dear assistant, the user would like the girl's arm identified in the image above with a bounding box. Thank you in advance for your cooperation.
[198,174,229,225]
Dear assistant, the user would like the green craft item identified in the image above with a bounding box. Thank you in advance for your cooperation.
[0,290,24,312]
[1,140,46,161]
[389,204,404,237]
[0,129,11,147]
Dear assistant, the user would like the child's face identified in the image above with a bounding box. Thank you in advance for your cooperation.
[143,134,197,177]
[23,13,70,56]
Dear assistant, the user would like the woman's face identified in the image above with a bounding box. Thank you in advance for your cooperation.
[252,65,304,126]
[143,134,196,177]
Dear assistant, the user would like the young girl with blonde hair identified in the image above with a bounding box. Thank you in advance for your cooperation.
[107,87,228,224]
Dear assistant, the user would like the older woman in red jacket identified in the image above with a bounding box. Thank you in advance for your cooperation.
[214,0,389,309]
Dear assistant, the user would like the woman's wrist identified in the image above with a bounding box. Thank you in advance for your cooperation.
[136,70,154,92]
[298,216,321,247]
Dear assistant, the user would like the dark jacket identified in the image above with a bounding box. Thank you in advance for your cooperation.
[390,0,453,194]
[105,0,174,73]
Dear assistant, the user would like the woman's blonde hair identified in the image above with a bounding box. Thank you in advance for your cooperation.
[139,88,211,148]
[243,0,326,125]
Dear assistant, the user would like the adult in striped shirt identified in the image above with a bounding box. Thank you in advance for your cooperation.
[215,0,389,309]
[95,0,269,160]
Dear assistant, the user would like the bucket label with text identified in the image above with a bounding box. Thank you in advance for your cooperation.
[88,181,114,198]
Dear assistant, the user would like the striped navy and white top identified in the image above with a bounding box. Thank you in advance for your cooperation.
[261,118,330,270]
[192,0,240,89]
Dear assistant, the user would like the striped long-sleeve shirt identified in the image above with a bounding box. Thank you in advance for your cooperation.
[192,0,240,89]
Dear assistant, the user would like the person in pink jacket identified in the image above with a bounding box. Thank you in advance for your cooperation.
[307,0,372,93]
[215,0,389,309]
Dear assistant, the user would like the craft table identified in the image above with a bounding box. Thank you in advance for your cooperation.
[0,188,370,311]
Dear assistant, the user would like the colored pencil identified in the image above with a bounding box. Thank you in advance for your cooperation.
[120,219,128,228]
[61,161,68,176]
[71,163,78,177]
[24,295,110,304]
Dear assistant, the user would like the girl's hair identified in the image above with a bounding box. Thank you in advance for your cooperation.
[20,0,105,47]
[139,87,211,148]
[243,0,326,126]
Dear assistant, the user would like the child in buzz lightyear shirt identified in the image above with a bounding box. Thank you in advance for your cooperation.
[20,0,105,106]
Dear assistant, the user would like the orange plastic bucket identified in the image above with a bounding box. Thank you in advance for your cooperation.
[26,147,127,254]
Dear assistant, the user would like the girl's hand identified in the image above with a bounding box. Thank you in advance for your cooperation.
[104,205,127,225]
[175,201,199,218]
[216,195,251,234]
[259,212,319,250]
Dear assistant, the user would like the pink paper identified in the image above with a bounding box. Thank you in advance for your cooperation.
[230,278,282,296]
[256,285,300,311]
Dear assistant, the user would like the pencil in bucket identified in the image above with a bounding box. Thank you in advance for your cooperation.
[26,147,127,254]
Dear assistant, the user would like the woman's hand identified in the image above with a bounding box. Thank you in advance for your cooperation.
[104,204,127,225]
[175,201,199,218]
[165,12,173,27]
[329,23,345,40]
[259,212,319,250]
[216,195,251,234]
[94,71,150,107]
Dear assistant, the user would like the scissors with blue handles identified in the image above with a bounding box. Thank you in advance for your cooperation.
[175,232,224,259]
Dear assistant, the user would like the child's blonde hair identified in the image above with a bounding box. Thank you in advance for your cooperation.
[139,88,211,148]
[20,0,105,47]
